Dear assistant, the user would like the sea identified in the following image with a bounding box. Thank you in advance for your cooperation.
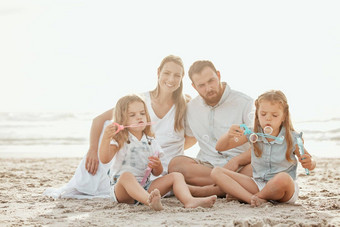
[0,112,339,158]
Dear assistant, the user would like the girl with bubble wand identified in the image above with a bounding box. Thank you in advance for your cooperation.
[212,90,316,206]
[99,94,217,211]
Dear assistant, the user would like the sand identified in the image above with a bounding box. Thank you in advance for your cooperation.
[0,157,339,226]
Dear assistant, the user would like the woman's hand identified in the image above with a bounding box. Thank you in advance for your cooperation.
[85,149,99,175]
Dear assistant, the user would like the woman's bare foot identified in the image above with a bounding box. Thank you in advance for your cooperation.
[250,195,267,207]
[147,189,163,211]
[184,195,217,208]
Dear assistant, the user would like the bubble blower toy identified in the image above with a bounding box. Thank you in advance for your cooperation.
[296,134,310,175]
[140,151,160,187]
[112,122,155,134]
[236,124,284,143]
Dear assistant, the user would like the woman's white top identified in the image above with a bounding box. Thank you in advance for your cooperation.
[142,92,185,174]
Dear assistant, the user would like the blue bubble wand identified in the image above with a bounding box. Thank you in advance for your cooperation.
[239,124,284,143]
[296,134,310,175]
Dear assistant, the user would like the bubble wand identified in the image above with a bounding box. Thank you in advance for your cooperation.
[112,122,155,134]
[296,134,310,175]
[140,151,160,186]
[238,124,284,143]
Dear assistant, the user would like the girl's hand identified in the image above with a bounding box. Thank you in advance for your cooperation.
[298,153,314,169]
[295,144,316,170]
[216,124,247,151]
[228,125,244,139]
[149,156,163,176]
[103,123,118,140]
[148,156,161,169]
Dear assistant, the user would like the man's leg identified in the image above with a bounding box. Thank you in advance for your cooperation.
[168,156,214,186]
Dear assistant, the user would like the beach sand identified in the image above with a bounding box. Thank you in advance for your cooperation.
[0,157,339,226]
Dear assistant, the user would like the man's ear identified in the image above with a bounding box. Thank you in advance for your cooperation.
[191,82,197,90]
[216,71,221,80]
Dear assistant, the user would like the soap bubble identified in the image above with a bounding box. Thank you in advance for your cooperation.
[234,137,239,142]
[249,133,258,143]
[248,111,255,121]
[202,135,210,142]
[263,126,273,135]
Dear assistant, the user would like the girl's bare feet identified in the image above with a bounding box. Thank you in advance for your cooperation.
[250,195,267,207]
[147,189,163,211]
[184,195,217,208]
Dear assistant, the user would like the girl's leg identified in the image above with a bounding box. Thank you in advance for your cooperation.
[210,167,259,204]
[114,172,162,210]
[149,172,217,208]
[252,172,295,206]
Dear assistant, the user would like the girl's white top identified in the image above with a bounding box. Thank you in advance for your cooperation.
[142,92,185,175]
[108,132,164,183]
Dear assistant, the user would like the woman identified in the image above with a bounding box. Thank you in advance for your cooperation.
[44,55,196,198]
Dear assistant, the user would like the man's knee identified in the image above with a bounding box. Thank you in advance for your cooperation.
[168,156,191,173]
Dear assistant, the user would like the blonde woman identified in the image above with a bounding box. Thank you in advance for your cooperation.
[44,55,194,198]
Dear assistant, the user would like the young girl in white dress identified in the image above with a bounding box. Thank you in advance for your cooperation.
[100,94,216,210]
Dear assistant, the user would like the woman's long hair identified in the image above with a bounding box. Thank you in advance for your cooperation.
[150,55,187,132]
[253,90,295,162]
[113,94,154,149]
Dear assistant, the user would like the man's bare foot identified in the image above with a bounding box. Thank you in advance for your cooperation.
[147,189,163,211]
[184,195,217,208]
[250,195,267,207]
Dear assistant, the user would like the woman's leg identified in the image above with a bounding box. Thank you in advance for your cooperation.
[252,172,295,206]
[149,172,217,208]
[114,172,162,210]
[211,167,259,204]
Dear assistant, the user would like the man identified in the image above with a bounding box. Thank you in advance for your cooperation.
[168,60,253,190]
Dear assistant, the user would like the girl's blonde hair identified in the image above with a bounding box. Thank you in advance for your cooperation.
[253,90,295,162]
[113,94,154,149]
[150,55,186,132]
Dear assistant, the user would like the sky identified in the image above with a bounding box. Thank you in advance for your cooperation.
[1,0,339,121]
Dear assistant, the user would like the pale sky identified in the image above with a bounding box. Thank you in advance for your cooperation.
[1,0,339,121]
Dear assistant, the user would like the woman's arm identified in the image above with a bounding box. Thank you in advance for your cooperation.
[216,125,248,151]
[86,108,114,174]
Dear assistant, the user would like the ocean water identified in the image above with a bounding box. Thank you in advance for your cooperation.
[0,112,339,158]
